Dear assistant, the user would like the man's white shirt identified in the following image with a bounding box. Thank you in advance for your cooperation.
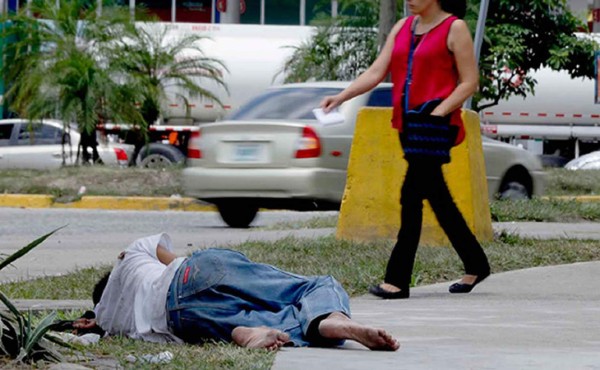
[94,233,185,343]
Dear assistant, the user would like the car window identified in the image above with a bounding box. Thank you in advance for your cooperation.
[17,123,62,145]
[0,124,14,146]
[229,87,344,120]
[367,88,392,107]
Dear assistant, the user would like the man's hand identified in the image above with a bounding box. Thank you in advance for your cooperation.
[72,318,97,334]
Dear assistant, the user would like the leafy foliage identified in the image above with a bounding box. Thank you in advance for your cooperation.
[0,228,67,364]
[0,0,227,144]
[475,0,598,109]
[281,0,598,109]
[1,0,143,136]
[281,0,384,82]
[108,24,228,126]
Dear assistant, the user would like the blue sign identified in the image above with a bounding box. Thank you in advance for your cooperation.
[8,0,18,13]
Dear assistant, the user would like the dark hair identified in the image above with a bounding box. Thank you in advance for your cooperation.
[440,0,467,19]
[93,271,111,306]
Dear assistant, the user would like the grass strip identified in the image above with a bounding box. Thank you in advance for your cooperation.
[2,235,599,369]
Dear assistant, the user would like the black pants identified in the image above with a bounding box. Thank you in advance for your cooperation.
[384,162,490,288]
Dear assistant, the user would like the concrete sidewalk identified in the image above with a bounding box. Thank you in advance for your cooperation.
[273,261,600,370]
[11,261,600,370]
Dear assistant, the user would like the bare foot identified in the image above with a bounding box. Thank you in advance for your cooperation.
[231,326,290,351]
[318,312,400,351]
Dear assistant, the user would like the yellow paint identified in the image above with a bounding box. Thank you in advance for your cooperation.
[0,194,54,208]
[0,194,216,212]
[336,108,493,246]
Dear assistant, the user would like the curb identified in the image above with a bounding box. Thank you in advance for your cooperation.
[1,194,599,212]
[0,194,216,212]
[541,195,600,202]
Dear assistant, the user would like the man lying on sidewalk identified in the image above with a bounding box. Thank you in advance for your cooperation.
[73,233,400,351]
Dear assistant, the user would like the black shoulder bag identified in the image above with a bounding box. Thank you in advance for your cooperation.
[401,18,456,164]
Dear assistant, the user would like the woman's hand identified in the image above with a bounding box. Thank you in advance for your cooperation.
[320,95,345,113]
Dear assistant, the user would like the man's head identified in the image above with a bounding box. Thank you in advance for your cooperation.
[93,271,111,306]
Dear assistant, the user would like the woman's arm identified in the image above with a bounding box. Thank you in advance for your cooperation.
[430,19,479,117]
[321,18,407,112]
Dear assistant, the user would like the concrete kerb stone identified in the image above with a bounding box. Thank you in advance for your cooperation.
[1,194,600,212]
[0,194,216,212]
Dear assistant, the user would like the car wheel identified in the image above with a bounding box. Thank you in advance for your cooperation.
[217,202,259,228]
[139,144,185,168]
[498,181,530,200]
[497,166,533,201]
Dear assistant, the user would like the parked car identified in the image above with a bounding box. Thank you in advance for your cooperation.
[564,151,600,170]
[0,119,132,170]
[182,82,546,228]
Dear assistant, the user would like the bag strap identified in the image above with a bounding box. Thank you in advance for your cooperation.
[403,17,420,112]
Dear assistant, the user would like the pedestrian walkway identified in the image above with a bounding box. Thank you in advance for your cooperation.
[10,261,600,370]
[273,261,600,370]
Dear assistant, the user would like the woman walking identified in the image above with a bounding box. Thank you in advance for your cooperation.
[320,0,490,299]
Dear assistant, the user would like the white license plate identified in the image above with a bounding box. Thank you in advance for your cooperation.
[233,143,264,162]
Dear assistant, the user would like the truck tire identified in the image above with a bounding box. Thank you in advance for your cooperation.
[138,144,185,168]
[217,202,259,228]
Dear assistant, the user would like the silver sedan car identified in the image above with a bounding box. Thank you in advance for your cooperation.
[0,119,132,169]
[183,82,546,227]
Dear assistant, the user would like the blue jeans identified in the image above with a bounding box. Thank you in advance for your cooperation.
[166,248,351,347]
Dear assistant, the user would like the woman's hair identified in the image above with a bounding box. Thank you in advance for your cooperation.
[93,271,111,306]
[440,0,467,19]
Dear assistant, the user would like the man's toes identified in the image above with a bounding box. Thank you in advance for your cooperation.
[277,332,290,342]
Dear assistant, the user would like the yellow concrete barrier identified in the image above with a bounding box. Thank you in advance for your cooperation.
[336,108,493,246]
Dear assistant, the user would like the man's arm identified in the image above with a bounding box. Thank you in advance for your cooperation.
[157,244,177,265]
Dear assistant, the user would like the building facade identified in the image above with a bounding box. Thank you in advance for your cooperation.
[3,0,597,26]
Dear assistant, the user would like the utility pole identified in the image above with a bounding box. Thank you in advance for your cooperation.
[594,0,600,33]
[220,0,240,24]
[0,0,5,119]
[465,0,489,110]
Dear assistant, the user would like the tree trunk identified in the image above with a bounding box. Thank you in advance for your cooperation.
[378,0,397,52]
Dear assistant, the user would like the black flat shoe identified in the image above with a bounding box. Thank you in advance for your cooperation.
[448,272,490,294]
[369,284,410,299]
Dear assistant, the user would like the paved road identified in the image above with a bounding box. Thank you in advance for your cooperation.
[3,207,600,282]
[0,208,336,282]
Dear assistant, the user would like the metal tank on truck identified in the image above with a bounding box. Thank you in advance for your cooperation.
[159,22,315,124]
[480,66,600,167]
[99,22,315,167]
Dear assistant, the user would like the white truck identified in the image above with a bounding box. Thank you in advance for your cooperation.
[156,22,315,124]
[100,22,315,165]
[479,66,600,166]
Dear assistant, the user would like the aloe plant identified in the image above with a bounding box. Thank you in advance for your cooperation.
[0,227,68,363]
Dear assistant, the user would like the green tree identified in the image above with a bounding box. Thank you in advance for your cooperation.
[109,23,228,127]
[475,0,598,109]
[282,0,598,110]
[1,0,144,164]
[106,23,228,165]
[282,0,385,82]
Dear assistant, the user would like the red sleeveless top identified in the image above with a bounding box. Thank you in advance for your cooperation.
[390,15,465,146]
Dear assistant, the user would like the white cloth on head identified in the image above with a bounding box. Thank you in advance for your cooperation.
[94,233,185,343]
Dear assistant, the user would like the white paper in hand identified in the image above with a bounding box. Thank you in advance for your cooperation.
[312,108,345,126]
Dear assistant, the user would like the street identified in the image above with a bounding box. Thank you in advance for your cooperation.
[0,208,337,282]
